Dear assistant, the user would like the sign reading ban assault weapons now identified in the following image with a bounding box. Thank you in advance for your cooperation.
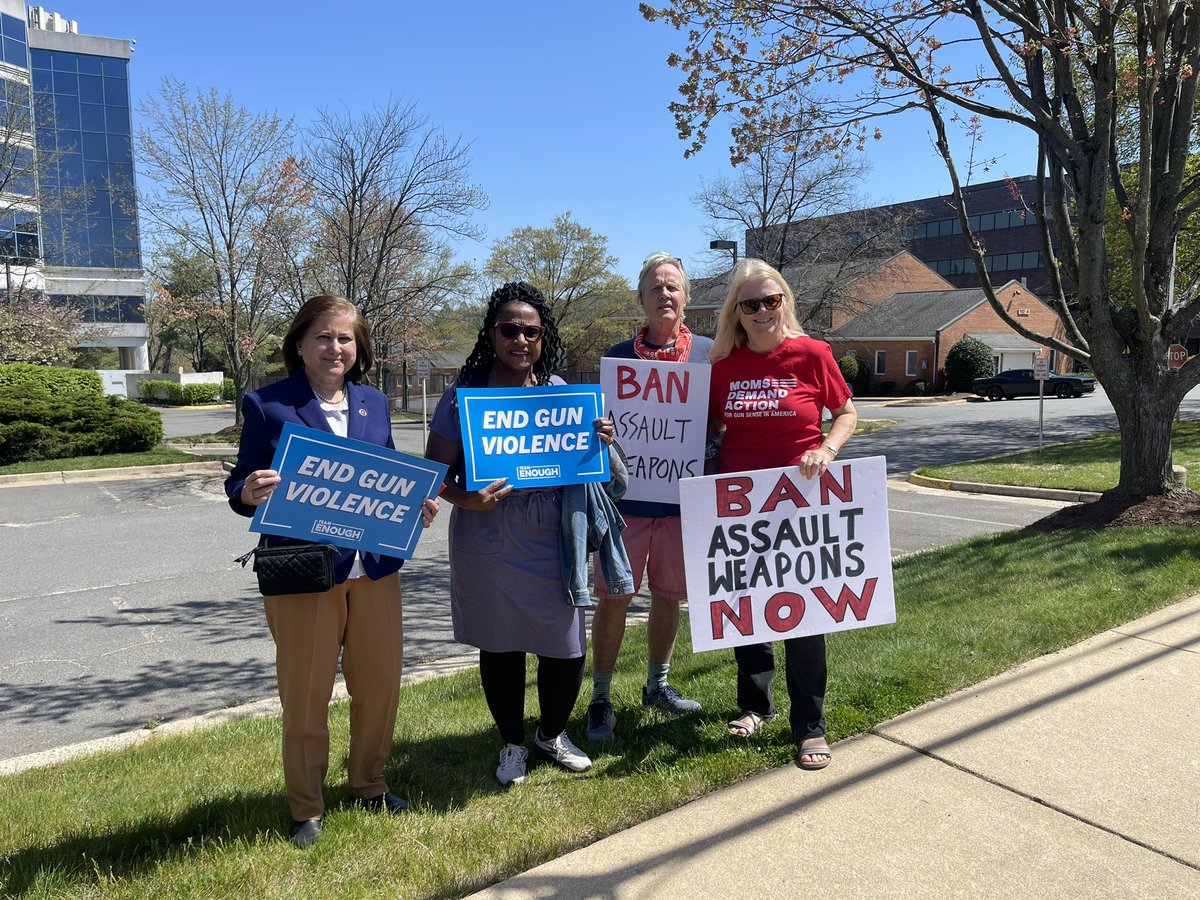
[679,456,896,652]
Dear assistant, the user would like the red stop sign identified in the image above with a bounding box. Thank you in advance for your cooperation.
[1168,344,1188,368]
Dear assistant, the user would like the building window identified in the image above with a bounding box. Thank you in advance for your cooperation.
[905,351,918,377]
[30,49,140,270]
[1,13,27,68]
[58,293,144,323]
[875,350,886,375]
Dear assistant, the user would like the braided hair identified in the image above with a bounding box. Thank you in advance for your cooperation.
[457,282,563,387]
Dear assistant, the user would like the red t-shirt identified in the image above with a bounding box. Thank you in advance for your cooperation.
[709,336,852,473]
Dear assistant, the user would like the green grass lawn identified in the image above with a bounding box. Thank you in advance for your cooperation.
[0,446,211,476]
[917,420,1200,493]
[2,526,1197,898]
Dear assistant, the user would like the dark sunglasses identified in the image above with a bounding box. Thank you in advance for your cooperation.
[495,321,545,341]
[738,293,785,314]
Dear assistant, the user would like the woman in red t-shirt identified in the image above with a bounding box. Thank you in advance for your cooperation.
[706,258,858,770]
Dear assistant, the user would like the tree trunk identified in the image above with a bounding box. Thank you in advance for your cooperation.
[1105,370,1184,498]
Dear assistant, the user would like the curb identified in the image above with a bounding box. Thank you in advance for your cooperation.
[0,605,658,776]
[906,472,1102,503]
[0,461,225,489]
[0,649,481,777]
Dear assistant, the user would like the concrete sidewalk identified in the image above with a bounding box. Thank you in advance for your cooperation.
[473,594,1200,899]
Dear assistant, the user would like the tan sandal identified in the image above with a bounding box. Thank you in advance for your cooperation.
[797,736,832,770]
[728,710,769,737]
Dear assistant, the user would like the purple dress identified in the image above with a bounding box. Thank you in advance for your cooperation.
[430,382,586,658]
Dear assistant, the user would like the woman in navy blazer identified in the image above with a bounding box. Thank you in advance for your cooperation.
[225,294,436,849]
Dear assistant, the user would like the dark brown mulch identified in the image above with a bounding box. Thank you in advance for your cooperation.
[1025,490,1200,532]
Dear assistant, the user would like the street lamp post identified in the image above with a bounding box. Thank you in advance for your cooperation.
[709,240,737,269]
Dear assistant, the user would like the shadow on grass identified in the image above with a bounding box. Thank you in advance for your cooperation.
[0,790,281,895]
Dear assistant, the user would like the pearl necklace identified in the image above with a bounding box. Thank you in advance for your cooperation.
[312,381,346,405]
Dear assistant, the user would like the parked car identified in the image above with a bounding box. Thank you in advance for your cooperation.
[972,368,1096,400]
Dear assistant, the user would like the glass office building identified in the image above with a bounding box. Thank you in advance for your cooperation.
[0,0,146,372]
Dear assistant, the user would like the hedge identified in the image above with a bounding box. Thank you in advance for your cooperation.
[0,392,163,466]
[139,379,222,405]
[0,363,103,398]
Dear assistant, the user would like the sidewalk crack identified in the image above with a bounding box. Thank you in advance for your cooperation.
[869,728,1200,874]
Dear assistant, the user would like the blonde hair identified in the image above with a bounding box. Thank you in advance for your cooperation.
[709,258,805,362]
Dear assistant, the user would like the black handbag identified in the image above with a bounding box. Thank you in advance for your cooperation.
[236,542,336,596]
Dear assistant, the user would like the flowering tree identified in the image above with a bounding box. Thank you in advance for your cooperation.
[643,0,1200,498]
[0,294,83,365]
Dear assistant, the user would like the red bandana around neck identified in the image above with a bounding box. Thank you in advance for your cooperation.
[634,323,692,362]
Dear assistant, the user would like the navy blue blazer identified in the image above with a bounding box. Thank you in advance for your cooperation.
[225,369,404,582]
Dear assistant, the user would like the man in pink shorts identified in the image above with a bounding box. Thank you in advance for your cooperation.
[587,253,711,741]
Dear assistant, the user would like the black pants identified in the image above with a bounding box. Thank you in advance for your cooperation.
[478,650,586,746]
[734,634,827,744]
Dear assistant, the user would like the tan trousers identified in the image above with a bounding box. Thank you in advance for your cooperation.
[263,571,403,822]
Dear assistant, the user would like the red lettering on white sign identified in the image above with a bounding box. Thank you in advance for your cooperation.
[813,579,877,622]
[710,595,754,640]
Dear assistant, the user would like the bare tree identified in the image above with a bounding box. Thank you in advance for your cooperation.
[695,130,912,334]
[645,0,1200,499]
[137,79,303,423]
[303,99,487,390]
[695,131,871,269]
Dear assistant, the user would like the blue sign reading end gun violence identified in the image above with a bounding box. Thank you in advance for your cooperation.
[250,422,448,558]
[458,384,609,489]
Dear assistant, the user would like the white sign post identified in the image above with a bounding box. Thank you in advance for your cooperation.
[1033,358,1050,450]
[600,358,709,504]
[415,358,432,448]
[679,456,896,652]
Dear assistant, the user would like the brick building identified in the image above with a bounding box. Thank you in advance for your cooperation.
[827,279,1070,390]
[747,175,1056,295]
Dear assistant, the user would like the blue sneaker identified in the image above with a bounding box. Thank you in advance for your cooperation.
[642,682,701,715]
[586,699,615,742]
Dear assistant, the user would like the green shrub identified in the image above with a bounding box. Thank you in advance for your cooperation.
[221,377,235,401]
[0,393,162,465]
[0,363,103,398]
[903,379,929,395]
[138,380,186,403]
[181,383,221,405]
[838,355,861,387]
[944,336,995,391]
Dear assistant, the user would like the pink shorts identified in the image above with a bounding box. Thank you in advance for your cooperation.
[594,514,688,602]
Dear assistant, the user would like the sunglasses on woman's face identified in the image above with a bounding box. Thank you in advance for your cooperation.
[495,321,545,341]
[738,293,785,314]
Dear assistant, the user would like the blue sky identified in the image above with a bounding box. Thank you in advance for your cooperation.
[73,0,1034,286]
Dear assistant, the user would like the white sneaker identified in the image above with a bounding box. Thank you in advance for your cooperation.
[496,743,528,786]
[534,730,592,772]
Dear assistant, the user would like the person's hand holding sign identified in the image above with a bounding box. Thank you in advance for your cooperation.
[464,477,514,512]
[594,417,616,446]
[420,496,440,526]
[798,446,835,480]
[240,468,281,506]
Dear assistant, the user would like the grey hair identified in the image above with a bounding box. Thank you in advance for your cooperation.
[636,252,690,306]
